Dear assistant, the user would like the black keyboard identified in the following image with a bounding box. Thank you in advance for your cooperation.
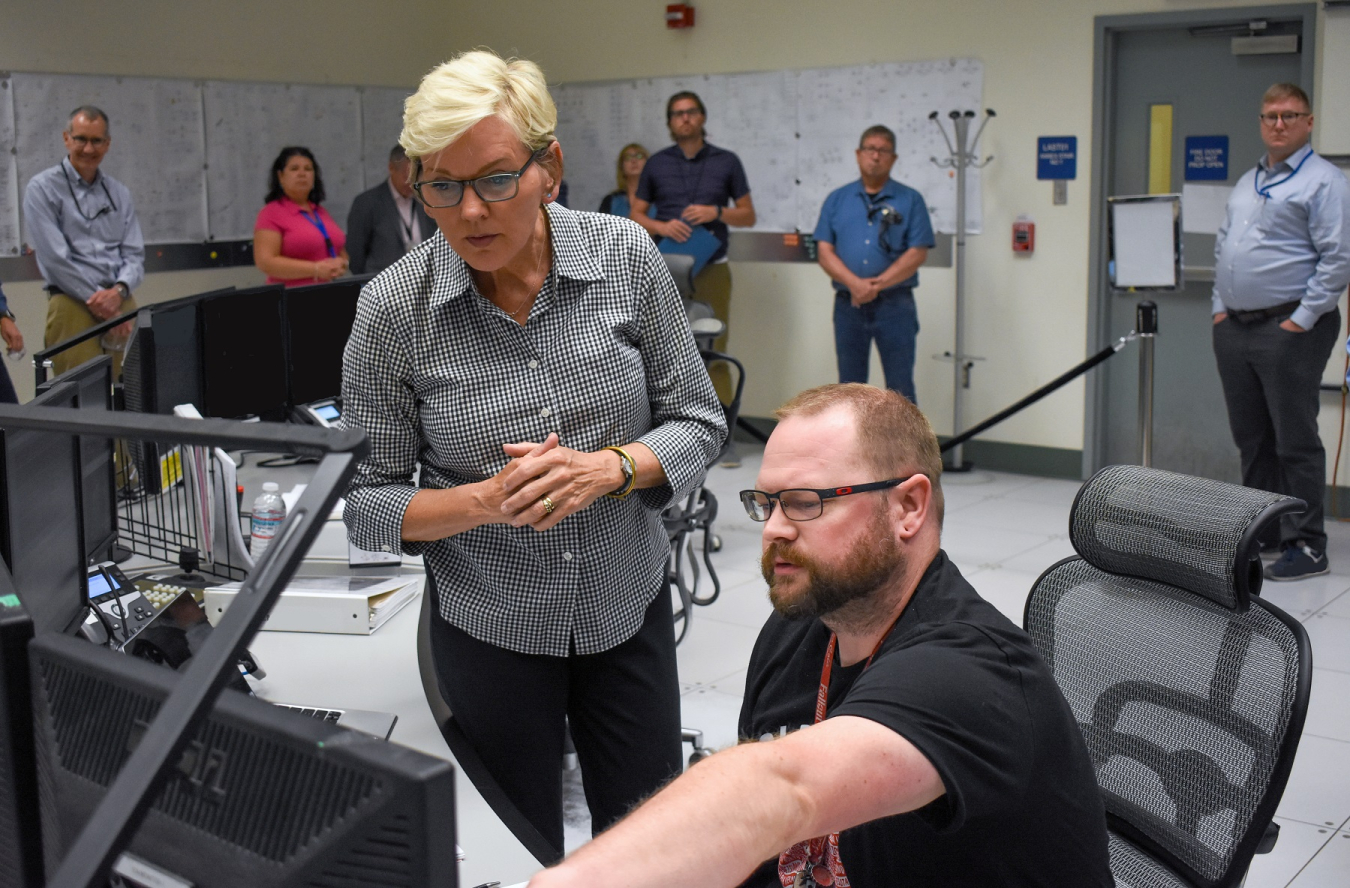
[277,703,344,724]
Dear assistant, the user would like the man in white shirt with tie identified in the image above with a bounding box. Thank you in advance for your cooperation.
[346,145,433,276]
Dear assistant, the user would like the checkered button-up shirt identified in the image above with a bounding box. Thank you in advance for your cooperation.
[340,203,727,656]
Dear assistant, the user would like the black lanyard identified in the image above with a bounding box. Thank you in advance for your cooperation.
[63,160,116,222]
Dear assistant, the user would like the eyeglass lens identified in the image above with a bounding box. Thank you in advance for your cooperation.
[1260,112,1306,124]
[740,490,824,522]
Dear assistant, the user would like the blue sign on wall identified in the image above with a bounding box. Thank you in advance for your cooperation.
[1037,136,1077,180]
[1184,135,1229,181]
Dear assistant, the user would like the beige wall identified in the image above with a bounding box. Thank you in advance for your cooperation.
[4,0,1347,478]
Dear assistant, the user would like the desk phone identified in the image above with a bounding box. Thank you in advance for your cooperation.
[293,398,342,428]
[86,562,157,646]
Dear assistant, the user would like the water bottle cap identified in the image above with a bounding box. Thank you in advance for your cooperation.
[262,482,280,492]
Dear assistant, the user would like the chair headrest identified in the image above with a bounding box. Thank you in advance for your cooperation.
[1069,464,1302,610]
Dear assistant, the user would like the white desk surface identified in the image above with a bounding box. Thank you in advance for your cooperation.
[218,464,543,888]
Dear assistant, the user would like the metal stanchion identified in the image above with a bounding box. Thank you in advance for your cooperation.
[1136,300,1157,467]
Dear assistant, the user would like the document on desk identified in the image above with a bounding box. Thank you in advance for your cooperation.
[205,574,421,635]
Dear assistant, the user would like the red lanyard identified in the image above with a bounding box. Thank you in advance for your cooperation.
[782,613,905,888]
[815,611,902,725]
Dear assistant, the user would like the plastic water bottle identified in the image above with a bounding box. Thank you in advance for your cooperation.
[250,482,286,559]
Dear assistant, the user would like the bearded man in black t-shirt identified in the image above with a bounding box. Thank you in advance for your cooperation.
[529,383,1112,888]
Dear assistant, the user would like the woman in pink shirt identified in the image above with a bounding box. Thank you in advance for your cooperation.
[253,146,350,286]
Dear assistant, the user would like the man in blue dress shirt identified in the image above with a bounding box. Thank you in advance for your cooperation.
[23,105,144,377]
[1213,83,1350,581]
[814,125,936,403]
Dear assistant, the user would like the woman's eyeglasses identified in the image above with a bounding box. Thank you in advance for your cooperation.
[412,151,541,209]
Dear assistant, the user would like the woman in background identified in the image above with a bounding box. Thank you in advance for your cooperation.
[597,143,650,219]
[253,147,349,286]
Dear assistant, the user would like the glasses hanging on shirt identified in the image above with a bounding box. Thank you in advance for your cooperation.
[63,162,117,222]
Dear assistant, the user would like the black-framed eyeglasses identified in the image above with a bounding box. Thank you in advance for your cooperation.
[411,151,541,209]
[739,477,908,522]
[68,135,110,149]
[858,146,895,156]
[1259,111,1310,125]
[669,108,702,120]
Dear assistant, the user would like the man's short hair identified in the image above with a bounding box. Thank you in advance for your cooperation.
[1262,82,1311,112]
[389,144,408,164]
[66,105,110,135]
[859,125,896,152]
[775,383,944,524]
[666,90,707,121]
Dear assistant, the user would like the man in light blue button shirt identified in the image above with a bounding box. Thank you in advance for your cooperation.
[23,105,143,377]
[1212,82,1350,581]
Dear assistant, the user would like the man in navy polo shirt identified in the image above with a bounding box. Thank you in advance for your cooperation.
[815,125,935,403]
[632,91,755,425]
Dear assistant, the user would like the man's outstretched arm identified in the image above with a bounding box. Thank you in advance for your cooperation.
[528,714,944,888]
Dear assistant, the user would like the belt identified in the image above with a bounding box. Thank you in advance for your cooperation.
[1225,300,1302,324]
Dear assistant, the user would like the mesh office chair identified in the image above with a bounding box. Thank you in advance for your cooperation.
[1023,465,1312,888]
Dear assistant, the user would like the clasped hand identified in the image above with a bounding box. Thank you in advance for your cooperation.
[492,433,619,531]
[849,277,882,307]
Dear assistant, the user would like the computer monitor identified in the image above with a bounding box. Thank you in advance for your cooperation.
[0,568,43,888]
[200,284,287,420]
[121,289,227,417]
[283,276,371,408]
[38,356,118,564]
[0,382,87,636]
[29,631,459,887]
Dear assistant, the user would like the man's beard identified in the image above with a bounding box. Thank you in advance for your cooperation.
[761,520,906,623]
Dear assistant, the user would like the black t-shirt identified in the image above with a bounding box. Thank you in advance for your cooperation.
[737,551,1112,888]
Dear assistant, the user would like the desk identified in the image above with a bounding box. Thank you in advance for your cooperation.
[215,462,543,888]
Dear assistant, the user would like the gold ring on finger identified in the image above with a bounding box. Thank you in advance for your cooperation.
[541,495,555,514]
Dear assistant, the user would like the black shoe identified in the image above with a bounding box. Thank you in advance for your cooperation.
[1263,544,1329,582]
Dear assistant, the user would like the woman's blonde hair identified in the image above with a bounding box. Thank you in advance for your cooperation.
[615,143,648,191]
[401,49,557,164]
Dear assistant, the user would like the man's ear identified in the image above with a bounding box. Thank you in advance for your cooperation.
[890,474,932,542]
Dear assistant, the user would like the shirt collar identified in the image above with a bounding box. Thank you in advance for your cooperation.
[61,157,103,189]
[855,178,899,199]
[1260,142,1313,174]
[387,177,412,206]
[429,202,603,307]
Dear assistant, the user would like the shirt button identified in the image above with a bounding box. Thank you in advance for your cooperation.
[528,359,539,369]
[381,545,393,553]
[562,552,573,561]
[865,239,870,245]
[540,407,551,418]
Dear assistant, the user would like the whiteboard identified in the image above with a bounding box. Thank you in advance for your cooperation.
[362,86,413,191]
[0,77,18,256]
[203,81,363,240]
[11,72,208,244]
[554,59,982,234]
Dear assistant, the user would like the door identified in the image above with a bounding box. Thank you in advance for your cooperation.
[1088,7,1316,480]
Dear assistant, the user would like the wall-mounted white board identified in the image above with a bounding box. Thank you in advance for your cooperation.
[553,58,983,234]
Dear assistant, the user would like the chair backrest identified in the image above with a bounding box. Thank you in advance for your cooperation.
[415,581,563,866]
[663,253,698,300]
[1024,465,1311,888]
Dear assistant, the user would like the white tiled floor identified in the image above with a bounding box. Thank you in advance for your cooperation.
[666,445,1350,887]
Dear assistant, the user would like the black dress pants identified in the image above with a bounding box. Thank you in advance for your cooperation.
[428,580,683,852]
[1213,307,1340,551]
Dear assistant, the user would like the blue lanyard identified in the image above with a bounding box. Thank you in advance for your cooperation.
[1255,149,1313,199]
[298,208,337,258]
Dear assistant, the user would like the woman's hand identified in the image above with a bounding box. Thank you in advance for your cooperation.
[316,257,348,280]
[498,433,625,531]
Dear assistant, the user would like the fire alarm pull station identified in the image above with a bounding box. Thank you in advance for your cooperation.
[1012,215,1035,253]
[666,4,695,28]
